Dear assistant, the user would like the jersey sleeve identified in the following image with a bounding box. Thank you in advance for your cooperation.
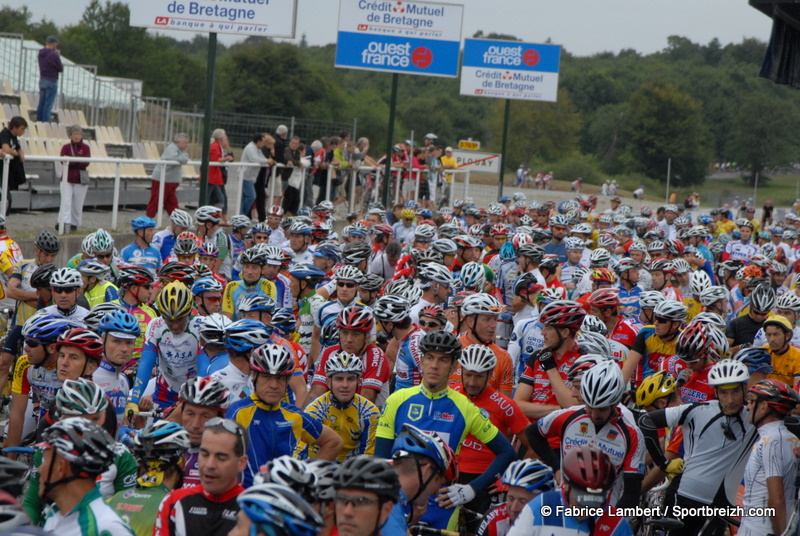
[22,448,44,525]
[464,398,500,445]
[361,347,389,393]
[311,349,331,387]
[664,403,698,428]
[537,407,570,437]
[631,330,648,355]
[153,491,176,536]
[10,355,30,395]
[300,410,324,445]
[621,423,646,474]
[113,448,139,492]
[261,280,277,300]
[493,349,514,392]
[505,398,532,435]
[376,393,400,441]
[222,282,237,316]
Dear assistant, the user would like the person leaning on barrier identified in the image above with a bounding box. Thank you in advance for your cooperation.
[240,133,270,218]
[147,133,190,219]
[58,125,91,232]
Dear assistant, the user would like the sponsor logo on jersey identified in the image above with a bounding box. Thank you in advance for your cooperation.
[606,429,618,441]
[408,404,424,421]
[188,507,207,515]
[433,411,455,422]
[579,422,589,435]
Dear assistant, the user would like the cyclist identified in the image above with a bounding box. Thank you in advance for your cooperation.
[727,282,776,355]
[614,258,642,320]
[411,262,454,323]
[287,263,326,358]
[226,344,342,487]
[196,313,231,376]
[759,315,800,387]
[477,460,555,536]
[154,418,247,536]
[670,321,722,403]
[699,285,728,320]
[5,314,71,458]
[127,281,202,412]
[91,228,122,282]
[93,309,141,420]
[313,265,366,360]
[310,307,390,406]
[77,259,118,309]
[507,446,633,536]
[753,292,800,347]
[286,220,315,265]
[724,219,759,262]
[191,276,224,316]
[332,456,400,536]
[229,483,322,536]
[304,351,380,462]
[37,267,88,326]
[514,300,586,419]
[740,379,800,536]
[358,272,385,307]
[640,360,758,536]
[375,329,515,531]
[152,209,193,261]
[528,361,645,507]
[453,344,531,534]
[586,288,638,361]
[622,300,687,385]
[172,232,200,265]
[195,205,234,279]
[384,424,456,535]
[38,417,132,535]
[108,421,191,536]
[113,266,158,362]
[213,319,271,400]
[222,247,277,321]
[121,216,161,271]
[262,245,293,310]
[373,295,424,390]
[24,378,137,524]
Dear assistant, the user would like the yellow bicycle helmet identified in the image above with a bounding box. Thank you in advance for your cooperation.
[156,281,194,320]
[635,370,676,408]
[400,208,415,219]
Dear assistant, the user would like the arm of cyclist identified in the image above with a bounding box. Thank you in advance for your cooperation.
[3,392,28,458]
[311,424,343,461]
[525,423,560,469]
[127,346,157,410]
[767,476,788,536]
[513,382,560,420]
[639,409,683,478]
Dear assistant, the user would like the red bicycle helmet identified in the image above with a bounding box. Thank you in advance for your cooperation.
[372,224,394,237]
[539,300,587,330]
[419,305,447,324]
[55,328,104,362]
[562,445,616,494]
[587,288,620,309]
[675,322,709,362]
[665,239,685,256]
[748,379,800,415]
[336,305,375,332]
[649,259,675,274]
[589,268,615,284]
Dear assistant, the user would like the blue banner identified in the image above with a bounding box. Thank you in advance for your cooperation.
[462,39,560,73]
[336,31,460,77]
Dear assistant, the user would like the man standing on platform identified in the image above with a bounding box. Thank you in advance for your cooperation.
[37,36,63,122]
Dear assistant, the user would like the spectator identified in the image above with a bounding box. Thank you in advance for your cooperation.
[37,36,63,122]
[282,136,305,216]
[0,116,27,210]
[763,200,774,226]
[207,129,233,219]
[254,134,276,222]
[273,125,289,207]
[240,133,269,217]
[146,133,190,219]
[441,146,457,206]
[57,125,91,232]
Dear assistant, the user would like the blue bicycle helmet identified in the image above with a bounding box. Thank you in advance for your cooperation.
[313,243,343,264]
[191,276,224,295]
[501,459,555,493]
[97,309,141,340]
[130,421,190,467]
[271,308,297,337]
[288,263,326,283]
[237,483,323,536]
[131,217,156,231]
[405,200,419,210]
[224,319,271,353]
[320,315,339,348]
[237,293,276,314]
[391,423,449,472]
[22,314,72,343]
[732,346,775,374]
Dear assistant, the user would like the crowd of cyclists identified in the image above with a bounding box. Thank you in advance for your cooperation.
[0,191,798,536]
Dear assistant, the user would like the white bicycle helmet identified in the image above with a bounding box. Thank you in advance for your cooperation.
[565,237,585,251]
[50,267,82,288]
[417,263,454,286]
[581,315,609,336]
[384,279,423,305]
[628,241,647,253]
[195,205,222,224]
[708,359,749,386]
[325,351,364,377]
[671,259,691,274]
[198,313,232,345]
[692,312,727,331]
[589,249,611,268]
[699,285,727,306]
[460,262,486,290]
[750,283,777,313]
[653,300,688,322]
[373,295,411,323]
[179,376,230,411]
[580,361,624,408]
[501,459,555,493]
[336,265,365,285]
[250,344,295,376]
[56,378,109,416]
[576,331,613,357]
[230,215,252,229]
[416,224,437,239]
[460,345,497,373]
[689,270,712,296]
[170,209,193,229]
[777,292,800,313]
[640,290,666,309]
[432,238,458,256]
[81,233,96,256]
[461,293,502,317]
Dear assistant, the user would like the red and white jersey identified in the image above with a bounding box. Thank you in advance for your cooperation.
[678,364,714,404]
[477,503,512,536]
[538,405,645,504]
[662,286,682,303]
[518,347,580,408]
[608,318,639,362]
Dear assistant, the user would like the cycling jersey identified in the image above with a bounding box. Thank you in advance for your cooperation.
[211,362,252,401]
[10,258,43,325]
[450,333,514,393]
[11,353,60,419]
[41,303,90,324]
[182,448,200,488]
[226,395,322,487]
[84,281,119,309]
[297,292,325,356]
[752,325,800,348]
[678,364,714,403]
[452,384,529,474]
[313,344,390,406]
[93,360,129,420]
[537,405,645,505]
[559,262,585,287]
[394,327,425,389]
[519,345,580,410]
[729,286,747,318]
[724,240,759,263]
[131,316,203,408]
[108,484,170,536]
[617,285,642,319]
[43,487,133,536]
[287,247,314,266]
[114,299,158,362]
[607,318,638,362]
[272,273,294,309]
[392,222,416,244]
[497,260,519,306]
[222,278,277,320]
[304,392,379,462]
[477,503,512,536]
[740,420,798,536]
[683,296,703,322]
[152,229,178,261]
[661,285,682,302]
[508,317,544,382]
[197,350,230,376]
[764,344,800,387]
[508,491,633,536]
[154,483,243,536]
[120,242,162,272]
[629,326,678,384]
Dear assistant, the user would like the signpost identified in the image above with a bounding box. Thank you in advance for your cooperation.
[458,139,480,150]
[131,0,298,205]
[335,0,463,207]
[451,149,501,174]
[459,38,561,197]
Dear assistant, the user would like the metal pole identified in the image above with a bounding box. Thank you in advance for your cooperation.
[0,156,9,218]
[465,170,471,200]
[349,168,357,213]
[290,117,295,139]
[268,165,278,208]
[498,99,511,199]
[382,74,399,209]
[57,158,69,235]
[236,167,245,216]
[414,169,420,203]
[665,158,671,204]
[199,33,218,206]
[299,168,306,209]
[112,162,121,231]
[352,117,357,141]
[395,168,401,206]
[430,169,437,210]
[325,166,333,202]
[157,164,166,228]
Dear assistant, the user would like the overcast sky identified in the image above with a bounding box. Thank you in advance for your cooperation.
[19,0,774,56]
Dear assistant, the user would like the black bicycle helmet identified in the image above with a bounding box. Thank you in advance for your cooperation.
[30,263,56,289]
[418,330,462,360]
[333,455,400,502]
[34,230,61,254]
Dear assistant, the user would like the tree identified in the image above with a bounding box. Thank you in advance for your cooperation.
[625,81,710,186]
[727,92,800,184]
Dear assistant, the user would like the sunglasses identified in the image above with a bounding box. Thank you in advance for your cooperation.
[52,287,76,294]
[416,239,430,244]
[138,284,153,290]
[203,296,222,303]
[205,417,248,449]
[403,218,413,222]
[25,339,42,348]
[337,281,357,288]
[335,493,379,508]
[419,319,442,328]
[654,316,672,324]
[96,253,112,260]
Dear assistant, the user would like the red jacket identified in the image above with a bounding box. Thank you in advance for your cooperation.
[208,140,224,185]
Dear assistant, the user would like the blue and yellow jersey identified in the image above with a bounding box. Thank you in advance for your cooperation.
[85,281,119,310]
[377,384,499,454]
[630,326,679,384]
[114,299,157,362]
[303,392,379,463]
[222,278,277,320]
[226,394,322,487]
[682,296,703,323]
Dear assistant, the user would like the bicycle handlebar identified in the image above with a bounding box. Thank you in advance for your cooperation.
[2,447,34,455]
[411,525,460,536]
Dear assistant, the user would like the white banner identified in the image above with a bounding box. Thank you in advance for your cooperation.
[452,149,502,174]
[129,0,298,38]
